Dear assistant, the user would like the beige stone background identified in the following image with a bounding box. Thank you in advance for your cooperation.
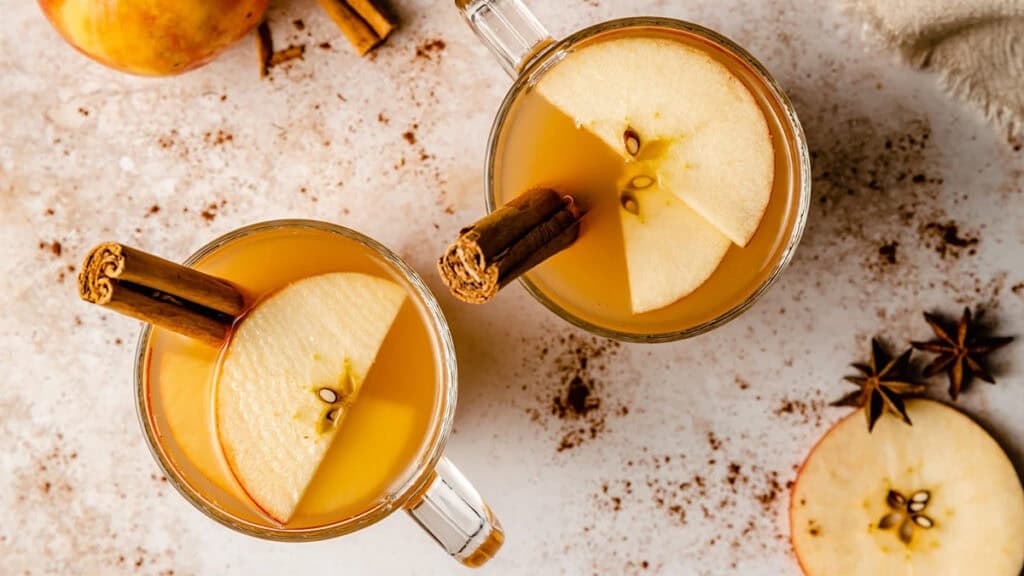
[1,0,1022,575]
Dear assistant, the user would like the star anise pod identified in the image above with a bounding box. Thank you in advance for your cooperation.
[832,338,926,432]
[911,308,1014,400]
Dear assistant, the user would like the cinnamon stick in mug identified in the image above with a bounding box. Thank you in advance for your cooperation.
[77,243,245,346]
[438,188,582,304]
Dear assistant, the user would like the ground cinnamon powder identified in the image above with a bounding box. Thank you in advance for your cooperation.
[526,333,627,453]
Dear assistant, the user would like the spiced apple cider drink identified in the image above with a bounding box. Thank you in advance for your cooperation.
[77,221,502,567]
[442,2,810,342]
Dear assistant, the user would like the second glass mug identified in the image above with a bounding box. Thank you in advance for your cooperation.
[136,220,502,567]
[457,0,812,342]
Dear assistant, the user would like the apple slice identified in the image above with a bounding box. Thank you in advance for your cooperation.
[216,272,406,523]
[537,36,774,247]
[790,399,1024,576]
[293,395,419,520]
[619,182,731,313]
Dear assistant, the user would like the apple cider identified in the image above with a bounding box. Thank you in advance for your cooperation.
[142,225,445,529]
[492,25,805,336]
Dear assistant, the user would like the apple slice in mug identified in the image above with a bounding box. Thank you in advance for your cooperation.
[537,36,775,247]
[537,36,775,313]
[790,399,1024,576]
[216,272,406,524]
[618,184,731,314]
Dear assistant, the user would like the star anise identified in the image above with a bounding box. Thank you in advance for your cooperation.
[832,338,926,432]
[911,308,1014,400]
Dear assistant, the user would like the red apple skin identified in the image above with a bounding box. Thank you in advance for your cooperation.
[788,409,857,576]
[38,0,269,76]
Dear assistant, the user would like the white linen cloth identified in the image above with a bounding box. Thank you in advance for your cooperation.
[848,0,1024,136]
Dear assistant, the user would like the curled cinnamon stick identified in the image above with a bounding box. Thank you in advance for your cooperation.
[78,243,245,347]
[438,188,582,304]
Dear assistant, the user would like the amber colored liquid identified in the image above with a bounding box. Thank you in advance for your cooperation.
[493,27,803,335]
[144,227,444,529]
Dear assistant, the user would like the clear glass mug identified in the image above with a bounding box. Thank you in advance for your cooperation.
[135,220,503,567]
[456,0,812,342]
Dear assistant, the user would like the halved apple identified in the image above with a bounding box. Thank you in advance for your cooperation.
[537,36,774,247]
[790,399,1024,575]
[216,272,406,523]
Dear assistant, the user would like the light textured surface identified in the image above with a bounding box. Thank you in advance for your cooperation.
[1,1,1022,575]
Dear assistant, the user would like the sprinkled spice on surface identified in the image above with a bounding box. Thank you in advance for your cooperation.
[525,333,626,453]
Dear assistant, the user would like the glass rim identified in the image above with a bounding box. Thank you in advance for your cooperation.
[132,219,458,541]
[484,16,812,343]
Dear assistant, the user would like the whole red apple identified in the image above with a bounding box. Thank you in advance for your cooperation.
[38,0,269,76]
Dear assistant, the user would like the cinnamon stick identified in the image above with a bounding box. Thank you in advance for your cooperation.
[438,188,582,304]
[269,44,305,67]
[256,20,273,78]
[346,0,396,39]
[318,0,393,56]
[77,243,245,347]
[256,21,307,78]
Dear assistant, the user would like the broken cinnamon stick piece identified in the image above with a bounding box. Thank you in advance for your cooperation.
[256,20,273,78]
[346,0,396,39]
[77,243,246,347]
[438,188,583,304]
[318,0,383,56]
[269,44,305,67]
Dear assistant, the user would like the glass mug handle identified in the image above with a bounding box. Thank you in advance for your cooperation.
[456,0,552,77]
[408,0,546,567]
[406,457,504,566]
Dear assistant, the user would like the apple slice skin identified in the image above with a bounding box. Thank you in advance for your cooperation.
[790,399,1024,576]
[537,36,775,247]
[216,272,406,524]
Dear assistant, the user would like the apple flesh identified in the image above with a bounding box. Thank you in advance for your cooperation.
[537,36,774,313]
[38,0,268,76]
[618,183,731,314]
[537,36,774,247]
[216,272,406,523]
[790,399,1024,576]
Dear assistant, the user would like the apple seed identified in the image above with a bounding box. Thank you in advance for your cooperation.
[623,128,641,157]
[620,191,640,216]
[912,515,934,529]
[878,512,902,529]
[318,387,339,404]
[887,490,906,508]
[628,175,655,190]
